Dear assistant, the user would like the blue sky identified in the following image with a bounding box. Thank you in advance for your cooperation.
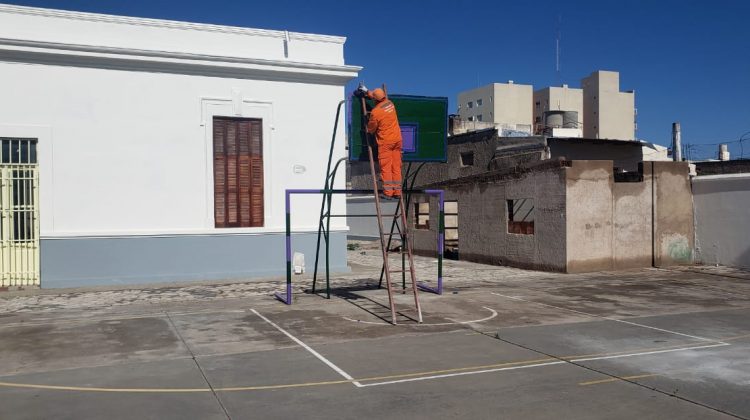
[6,0,750,157]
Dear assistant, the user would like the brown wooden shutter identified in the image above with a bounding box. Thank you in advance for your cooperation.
[213,120,227,227]
[213,117,263,228]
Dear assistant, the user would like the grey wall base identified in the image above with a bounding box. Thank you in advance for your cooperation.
[40,232,349,288]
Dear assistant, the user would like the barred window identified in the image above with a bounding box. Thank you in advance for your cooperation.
[507,198,534,235]
[0,138,38,243]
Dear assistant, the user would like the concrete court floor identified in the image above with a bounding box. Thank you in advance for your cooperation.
[0,249,749,419]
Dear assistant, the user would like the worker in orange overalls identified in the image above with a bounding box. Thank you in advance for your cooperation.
[357,85,402,200]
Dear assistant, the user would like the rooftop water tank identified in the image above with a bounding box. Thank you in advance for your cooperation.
[543,110,578,129]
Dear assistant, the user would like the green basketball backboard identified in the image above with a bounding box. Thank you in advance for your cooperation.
[349,94,448,162]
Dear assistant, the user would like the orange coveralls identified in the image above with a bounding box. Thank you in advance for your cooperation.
[366,99,402,198]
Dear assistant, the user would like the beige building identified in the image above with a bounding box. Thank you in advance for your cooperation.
[533,84,584,137]
[457,81,532,134]
[581,71,636,140]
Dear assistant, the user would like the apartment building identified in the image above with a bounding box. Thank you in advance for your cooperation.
[581,71,636,140]
[457,82,533,134]
[458,71,636,140]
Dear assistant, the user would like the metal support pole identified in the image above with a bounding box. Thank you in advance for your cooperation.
[417,189,444,295]
[313,100,345,296]
[274,190,293,305]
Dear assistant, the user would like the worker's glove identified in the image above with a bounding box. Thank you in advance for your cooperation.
[354,83,369,98]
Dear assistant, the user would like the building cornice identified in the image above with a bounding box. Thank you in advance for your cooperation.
[0,38,361,84]
[0,3,347,44]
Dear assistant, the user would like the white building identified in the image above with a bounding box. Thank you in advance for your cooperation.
[581,71,636,140]
[0,4,360,288]
[458,71,636,140]
[457,82,533,134]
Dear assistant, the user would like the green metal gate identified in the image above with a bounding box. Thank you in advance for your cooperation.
[0,138,40,288]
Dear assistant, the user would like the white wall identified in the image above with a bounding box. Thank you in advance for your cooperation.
[0,4,346,65]
[0,4,359,239]
[692,174,750,269]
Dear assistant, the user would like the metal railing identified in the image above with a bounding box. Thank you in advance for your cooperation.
[0,138,40,288]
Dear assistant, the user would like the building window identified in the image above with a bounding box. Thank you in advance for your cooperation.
[467,101,473,109]
[476,114,483,122]
[490,112,493,118]
[415,202,430,230]
[535,101,540,109]
[1,138,38,243]
[445,201,459,259]
[507,198,534,235]
[460,151,475,167]
[490,96,493,103]
[468,116,474,121]
[213,117,264,228]
[476,99,483,106]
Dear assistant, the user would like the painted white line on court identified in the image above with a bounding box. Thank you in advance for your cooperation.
[250,309,363,388]
[360,342,728,387]
[342,306,498,326]
[490,292,728,345]
[570,343,728,362]
[359,361,565,387]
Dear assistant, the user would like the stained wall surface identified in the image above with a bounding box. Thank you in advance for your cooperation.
[653,162,694,266]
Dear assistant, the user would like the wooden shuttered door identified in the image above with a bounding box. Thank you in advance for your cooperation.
[213,117,264,227]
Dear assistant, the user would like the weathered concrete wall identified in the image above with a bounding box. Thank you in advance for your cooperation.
[692,174,750,269]
[549,139,644,172]
[653,161,694,266]
[411,163,568,272]
[612,164,653,269]
[566,161,692,272]
[409,159,694,274]
[565,161,615,272]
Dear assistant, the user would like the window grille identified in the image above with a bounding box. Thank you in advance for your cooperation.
[0,138,40,287]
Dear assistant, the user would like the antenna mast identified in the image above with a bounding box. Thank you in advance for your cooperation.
[555,14,561,85]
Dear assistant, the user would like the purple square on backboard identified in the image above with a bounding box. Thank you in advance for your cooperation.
[401,123,418,153]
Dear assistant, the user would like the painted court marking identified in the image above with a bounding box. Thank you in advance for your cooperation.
[342,306,498,326]
[358,342,728,387]
[0,310,745,394]
[579,374,659,386]
[0,342,726,393]
[490,292,728,345]
[249,309,363,388]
